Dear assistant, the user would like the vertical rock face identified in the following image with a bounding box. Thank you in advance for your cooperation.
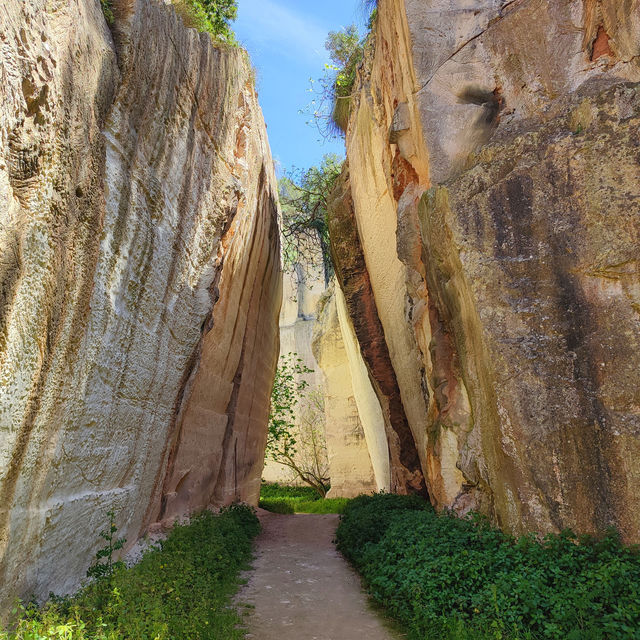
[0,0,280,611]
[262,259,326,486]
[328,166,424,495]
[332,284,390,493]
[312,286,379,497]
[340,0,640,540]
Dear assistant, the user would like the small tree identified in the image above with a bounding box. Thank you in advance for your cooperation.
[303,2,378,138]
[293,390,330,495]
[266,353,330,497]
[198,0,237,40]
[279,154,343,288]
[86,510,126,606]
[174,0,238,42]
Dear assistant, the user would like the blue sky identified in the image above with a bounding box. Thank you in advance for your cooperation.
[234,0,368,176]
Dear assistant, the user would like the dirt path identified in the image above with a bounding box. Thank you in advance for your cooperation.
[238,510,402,640]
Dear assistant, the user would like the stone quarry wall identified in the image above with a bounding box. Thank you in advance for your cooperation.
[312,286,379,498]
[262,258,326,485]
[266,254,380,498]
[336,0,640,540]
[0,0,281,611]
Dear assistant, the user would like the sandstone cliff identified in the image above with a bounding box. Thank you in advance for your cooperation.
[312,285,381,497]
[335,0,640,540]
[0,0,280,610]
[262,258,326,486]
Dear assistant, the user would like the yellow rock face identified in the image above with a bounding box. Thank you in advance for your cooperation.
[339,0,640,539]
[333,285,390,493]
[0,0,280,611]
[312,286,378,498]
[262,259,326,486]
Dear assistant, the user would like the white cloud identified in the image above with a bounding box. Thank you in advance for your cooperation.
[235,0,329,63]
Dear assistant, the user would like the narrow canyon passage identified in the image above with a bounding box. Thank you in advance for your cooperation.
[238,510,400,640]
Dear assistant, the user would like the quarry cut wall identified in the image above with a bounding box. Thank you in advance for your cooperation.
[0,0,281,611]
[266,258,379,498]
[262,258,326,486]
[312,284,381,498]
[335,0,640,540]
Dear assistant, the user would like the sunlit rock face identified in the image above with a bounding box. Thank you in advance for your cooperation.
[0,0,280,611]
[262,256,326,486]
[270,251,384,497]
[340,0,640,540]
[328,167,423,495]
[312,286,379,498]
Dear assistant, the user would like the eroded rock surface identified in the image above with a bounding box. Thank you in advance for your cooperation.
[337,0,640,539]
[328,167,423,495]
[421,83,640,539]
[312,286,378,498]
[0,0,280,610]
[262,256,326,486]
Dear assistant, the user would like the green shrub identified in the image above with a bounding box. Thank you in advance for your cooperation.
[2,505,260,640]
[324,25,364,133]
[337,492,430,563]
[100,0,114,24]
[172,0,237,43]
[323,2,378,134]
[336,494,640,640]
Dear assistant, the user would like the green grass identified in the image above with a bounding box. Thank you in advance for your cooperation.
[259,482,349,514]
[259,482,320,501]
[295,498,349,514]
[1,504,260,640]
[336,493,640,640]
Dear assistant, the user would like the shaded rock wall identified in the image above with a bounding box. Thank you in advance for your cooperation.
[339,0,640,539]
[0,0,280,610]
[329,166,424,495]
[420,85,640,539]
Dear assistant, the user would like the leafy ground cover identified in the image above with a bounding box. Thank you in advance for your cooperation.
[259,482,349,514]
[1,504,259,640]
[336,493,640,640]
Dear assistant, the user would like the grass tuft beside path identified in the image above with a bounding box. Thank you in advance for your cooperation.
[2,504,260,640]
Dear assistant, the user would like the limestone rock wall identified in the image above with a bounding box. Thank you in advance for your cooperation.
[262,260,325,485]
[265,253,381,498]
[328,165,424,495]
[339,0,640,540]
[333,284,390,493]
[312,287,378,498]
[0,0,280,610]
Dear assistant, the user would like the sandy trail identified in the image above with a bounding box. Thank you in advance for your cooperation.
[238,510,402,640]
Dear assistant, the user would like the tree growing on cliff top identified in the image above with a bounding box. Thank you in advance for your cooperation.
[174,0,238,42]
[325,25,363,133]
[305,4,377,139]
[198,0,237,38]
[304,25,364,138]
[266,353,330,497]
[279,154,342,288]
